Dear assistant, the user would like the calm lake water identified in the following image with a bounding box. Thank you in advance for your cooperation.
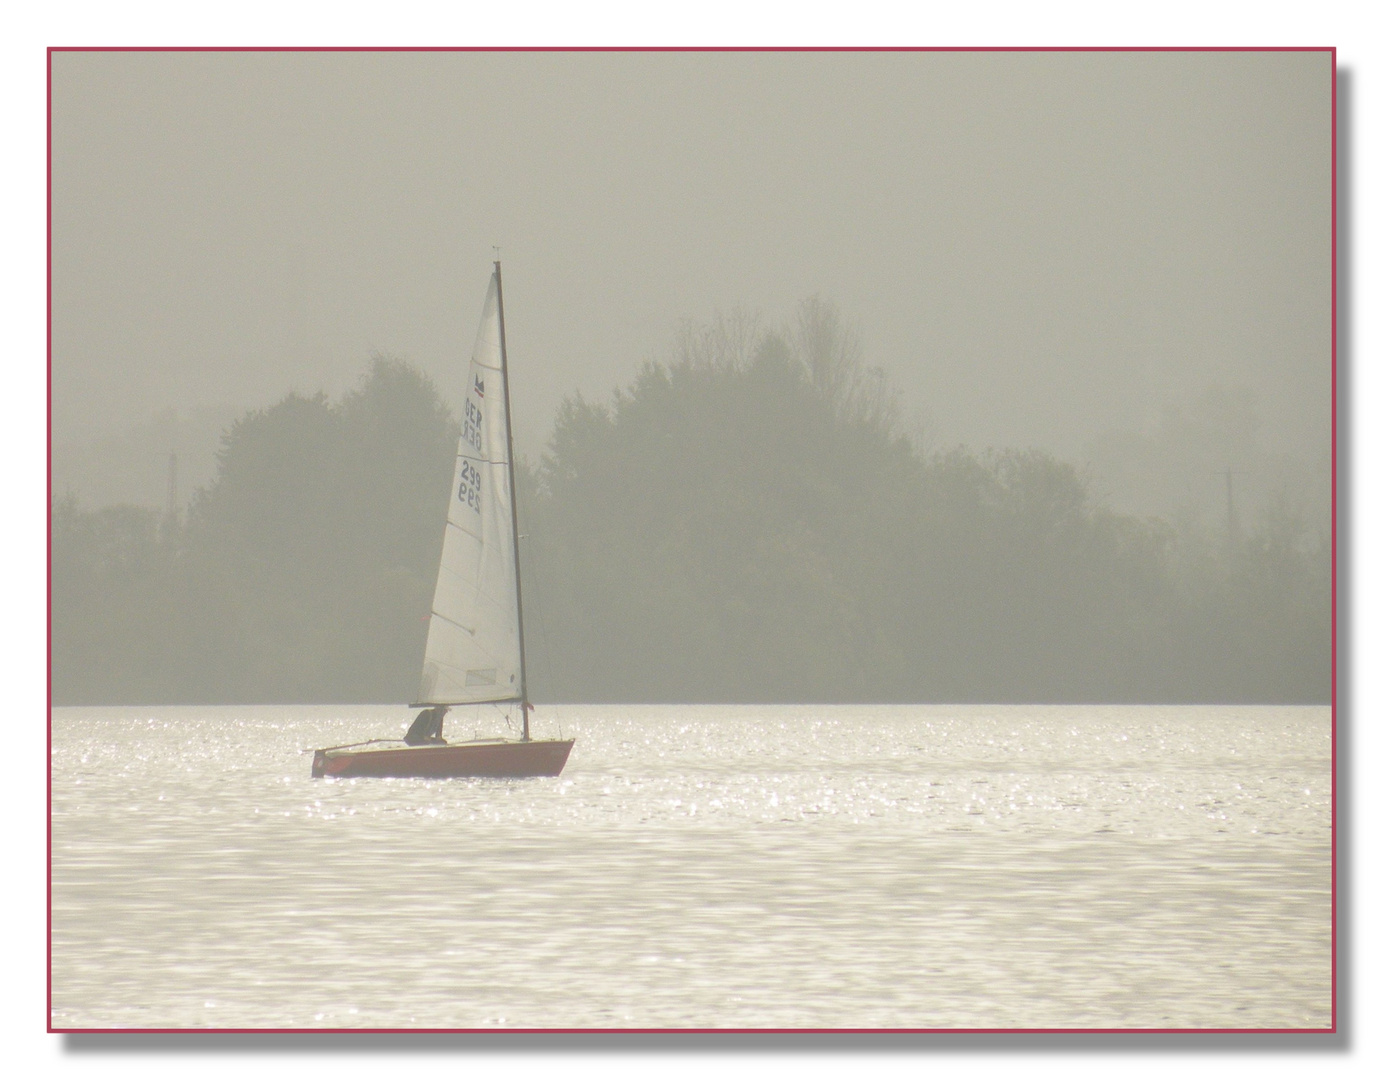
[50,703,1331,1030]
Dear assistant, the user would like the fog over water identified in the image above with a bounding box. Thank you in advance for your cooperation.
[50,50,1331,530]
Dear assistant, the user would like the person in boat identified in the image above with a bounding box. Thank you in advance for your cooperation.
[404,704,448,746]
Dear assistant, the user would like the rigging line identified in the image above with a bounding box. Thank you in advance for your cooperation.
[492,699,519,736]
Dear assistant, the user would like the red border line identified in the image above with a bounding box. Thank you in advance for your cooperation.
[47,1025,1335,1035]
[1328,44,1338,1037]
[43,42,1338,1034]
[45,45,1336,54]
[46,45,54,1036]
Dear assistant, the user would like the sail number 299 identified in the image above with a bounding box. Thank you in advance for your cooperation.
[458,460,482,513]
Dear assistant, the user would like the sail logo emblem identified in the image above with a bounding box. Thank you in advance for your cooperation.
[473,375,485,398]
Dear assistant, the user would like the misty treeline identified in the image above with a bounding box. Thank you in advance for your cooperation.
[51,301,1329,705]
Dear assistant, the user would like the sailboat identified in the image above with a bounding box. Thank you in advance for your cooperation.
[311,262,574,779]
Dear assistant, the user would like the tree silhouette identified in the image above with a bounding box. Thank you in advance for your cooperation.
[50,309,1329,706]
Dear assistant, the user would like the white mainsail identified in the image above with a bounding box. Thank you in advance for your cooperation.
[418,270,524,705]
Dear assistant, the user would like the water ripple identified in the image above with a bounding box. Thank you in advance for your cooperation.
[51,703,1330,1028]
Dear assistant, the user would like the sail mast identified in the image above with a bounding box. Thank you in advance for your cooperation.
[493,260,531,740]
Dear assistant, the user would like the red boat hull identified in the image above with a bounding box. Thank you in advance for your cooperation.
[311,739,574,779]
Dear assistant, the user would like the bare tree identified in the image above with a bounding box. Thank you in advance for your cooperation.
[790,295,860,403]
[674,308,763,371]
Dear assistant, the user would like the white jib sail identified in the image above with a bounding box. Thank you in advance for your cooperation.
[418,271,523,705]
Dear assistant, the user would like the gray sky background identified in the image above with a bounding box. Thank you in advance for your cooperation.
[50,49,1331,515]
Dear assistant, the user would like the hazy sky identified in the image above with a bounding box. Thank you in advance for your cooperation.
[51,49,1332,467]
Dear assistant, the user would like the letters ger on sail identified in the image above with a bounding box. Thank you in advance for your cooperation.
[418,276,523,704]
